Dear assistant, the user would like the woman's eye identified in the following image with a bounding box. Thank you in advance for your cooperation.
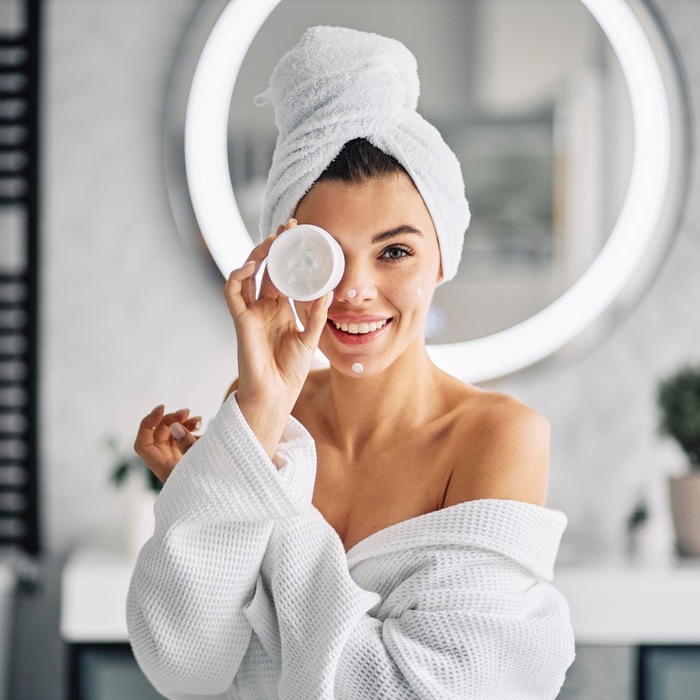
[380,245,413,261]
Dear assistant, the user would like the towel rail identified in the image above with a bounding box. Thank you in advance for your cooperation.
[0,0,40,553]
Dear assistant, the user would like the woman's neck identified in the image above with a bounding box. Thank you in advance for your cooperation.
[321,342,442,460]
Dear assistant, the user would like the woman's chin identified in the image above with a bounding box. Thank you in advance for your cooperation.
[328,358,371,378]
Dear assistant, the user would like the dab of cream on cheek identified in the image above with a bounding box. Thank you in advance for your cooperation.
[352,363,364,374]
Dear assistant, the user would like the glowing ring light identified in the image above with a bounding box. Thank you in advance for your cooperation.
[185,0,674,382]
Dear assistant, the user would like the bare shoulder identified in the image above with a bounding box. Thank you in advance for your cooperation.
[442,383,550,508]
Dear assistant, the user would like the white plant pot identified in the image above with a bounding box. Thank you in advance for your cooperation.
[669,472,700,556]
[124,479,158,560]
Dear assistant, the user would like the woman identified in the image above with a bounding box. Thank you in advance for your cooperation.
[129,26,574,699]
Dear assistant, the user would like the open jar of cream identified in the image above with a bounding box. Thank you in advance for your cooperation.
[266,224,345,301]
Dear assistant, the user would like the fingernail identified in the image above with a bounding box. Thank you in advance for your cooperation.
[170,422,186,440]
[287,218,297,227]
[194,418,202,431]
[324,291,333,308]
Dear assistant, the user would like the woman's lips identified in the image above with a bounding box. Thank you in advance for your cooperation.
[326,318,392,345]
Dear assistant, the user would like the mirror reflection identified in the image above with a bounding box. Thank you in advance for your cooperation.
[226,0,633,343]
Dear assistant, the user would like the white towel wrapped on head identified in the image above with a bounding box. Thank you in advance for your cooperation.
[256,26,471,283]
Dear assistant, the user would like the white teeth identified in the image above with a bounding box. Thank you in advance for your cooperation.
[333,319,388,334]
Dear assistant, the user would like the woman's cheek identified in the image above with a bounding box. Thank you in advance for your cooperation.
[392,266,435,306]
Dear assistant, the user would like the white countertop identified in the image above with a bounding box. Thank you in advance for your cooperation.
[555,557,700,644]
[61,549,135,643]
[60,548,700,645]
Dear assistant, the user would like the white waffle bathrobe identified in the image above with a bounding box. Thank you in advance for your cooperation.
[127,394,575,699]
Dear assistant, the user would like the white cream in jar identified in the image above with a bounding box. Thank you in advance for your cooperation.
[266,224,345,302]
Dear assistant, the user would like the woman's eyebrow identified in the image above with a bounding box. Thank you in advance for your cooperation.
[371,225,423,243]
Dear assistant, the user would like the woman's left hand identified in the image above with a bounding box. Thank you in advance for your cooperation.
[134,405,201,484]
[224,222,331,457]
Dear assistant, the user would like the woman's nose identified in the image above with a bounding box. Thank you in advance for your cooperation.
[335,263,377,305]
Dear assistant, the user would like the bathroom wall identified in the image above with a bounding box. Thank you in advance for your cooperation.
[15,2,223,698]
[499,0,700,562]
[41,0,235,555]
[11,0,700,698]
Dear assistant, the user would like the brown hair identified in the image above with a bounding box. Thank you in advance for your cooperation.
[316,137,408,183]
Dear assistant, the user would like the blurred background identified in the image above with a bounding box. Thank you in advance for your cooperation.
[1,0,700,698]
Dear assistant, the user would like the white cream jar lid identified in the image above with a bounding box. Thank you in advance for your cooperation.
[266,224,345,302]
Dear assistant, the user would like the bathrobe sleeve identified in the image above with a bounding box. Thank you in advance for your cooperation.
[248,502,575,699]
[126,394,317,699]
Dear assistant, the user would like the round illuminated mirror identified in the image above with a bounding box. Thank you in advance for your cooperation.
[164,0,689,382]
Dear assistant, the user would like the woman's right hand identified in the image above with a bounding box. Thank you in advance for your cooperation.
[224,220,332,458]
[134,405,201,484]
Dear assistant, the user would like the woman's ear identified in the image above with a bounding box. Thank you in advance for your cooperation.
[436,259,444,284]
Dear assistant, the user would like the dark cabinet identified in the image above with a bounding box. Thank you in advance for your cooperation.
[67,643,162,700]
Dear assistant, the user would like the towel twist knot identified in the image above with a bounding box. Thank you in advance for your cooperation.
[256,26,420,138]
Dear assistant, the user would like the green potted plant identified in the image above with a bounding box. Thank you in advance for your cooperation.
[657,365,700,556]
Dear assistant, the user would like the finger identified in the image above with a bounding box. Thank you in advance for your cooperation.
[153,410,185,446]
[170,408,190,424]
[170,422,198,455]
[244,232,278,277]
[272,218,296,238]
[246,228,281,265]
[152,419,171,446]
[241,237,274,304]
[182,415,202,432]
[155,410,193,445]
[244,224,299,303]
[300,291,332,350]
[225,219,299,315]
[258,263,286,300]
[140,404,165,430]
[224,260,257,318]
[134,404,164,454]
[134,406,180,477]
[259,219,299,299]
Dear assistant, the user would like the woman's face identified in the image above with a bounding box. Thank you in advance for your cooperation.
[293,172,441,378]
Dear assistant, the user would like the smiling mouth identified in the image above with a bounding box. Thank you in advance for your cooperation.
[330,319,391,335]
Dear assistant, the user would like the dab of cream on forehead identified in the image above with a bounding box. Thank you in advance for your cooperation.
[352,363,364,374]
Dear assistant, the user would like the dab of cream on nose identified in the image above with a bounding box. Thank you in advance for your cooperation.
[352,363,364,374]
[347,289,357,299]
